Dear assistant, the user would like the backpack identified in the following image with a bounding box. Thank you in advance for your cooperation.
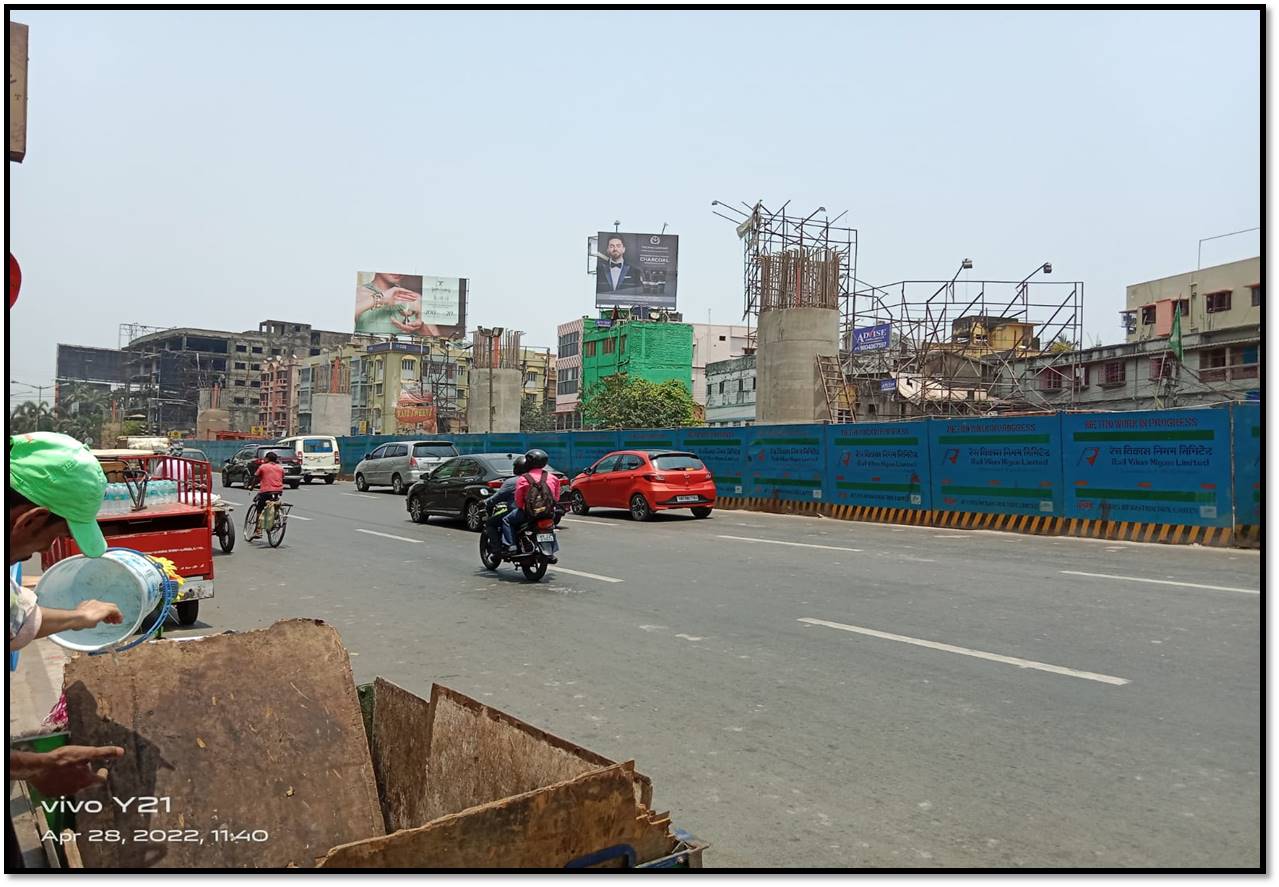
[524,472,554,519]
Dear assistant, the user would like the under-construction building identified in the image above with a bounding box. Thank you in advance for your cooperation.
[120,320,350,434]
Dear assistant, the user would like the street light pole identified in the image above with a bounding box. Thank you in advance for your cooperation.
[1016,262,1052,317]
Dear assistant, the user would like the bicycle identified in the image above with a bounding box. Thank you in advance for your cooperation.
[243,495,291,548]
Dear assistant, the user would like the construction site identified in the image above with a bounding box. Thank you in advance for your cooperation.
[712,199,1085,423]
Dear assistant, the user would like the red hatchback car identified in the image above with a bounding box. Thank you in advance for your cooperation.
[569,450,716,521]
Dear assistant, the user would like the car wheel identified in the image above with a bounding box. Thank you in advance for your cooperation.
[391,474,405,495]
[221,470,232,488]
[629,493,652,522]
[303,475,313,485]
[287,481,300,490]
[324,475,336,485]
[691,506,713,519]
[464,499,484,532]
[408,495,429,524]
[571,490,590,515]
[355,473,369,492]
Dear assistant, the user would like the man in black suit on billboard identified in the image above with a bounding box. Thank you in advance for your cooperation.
[596,234,644,294]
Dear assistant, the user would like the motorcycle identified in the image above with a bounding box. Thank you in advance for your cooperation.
[478,495,561,582]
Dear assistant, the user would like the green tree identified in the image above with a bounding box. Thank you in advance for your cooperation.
[580,375,700,429]
[53,383,110,447]
[520,397,555,433]
[9,400,55,434]
[1048,335,1077,354]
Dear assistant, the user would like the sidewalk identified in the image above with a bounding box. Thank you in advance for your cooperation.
[9,638,69,741]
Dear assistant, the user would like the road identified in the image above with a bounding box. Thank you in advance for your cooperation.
[178,481,1261,868]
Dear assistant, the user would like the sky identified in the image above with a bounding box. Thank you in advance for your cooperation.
[7,9,1262,402]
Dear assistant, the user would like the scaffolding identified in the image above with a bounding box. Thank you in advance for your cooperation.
[711,200,858,354]
[472,329,524,370]
[847,275,1085,415]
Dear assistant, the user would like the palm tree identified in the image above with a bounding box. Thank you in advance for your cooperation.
[10,400,55,433]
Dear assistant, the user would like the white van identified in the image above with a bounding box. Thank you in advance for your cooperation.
[275,435,341,484]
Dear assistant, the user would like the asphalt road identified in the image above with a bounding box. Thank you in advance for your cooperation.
[175,481,1261,868]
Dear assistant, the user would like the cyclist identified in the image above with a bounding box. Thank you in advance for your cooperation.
[248,451,285,541]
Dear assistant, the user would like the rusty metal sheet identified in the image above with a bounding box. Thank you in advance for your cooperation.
[369,677,433,833]
[318,762,676,869]
[421,684,653,821]
[63,619,384,868]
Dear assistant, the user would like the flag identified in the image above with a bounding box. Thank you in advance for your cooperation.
[1169,301,1183,362]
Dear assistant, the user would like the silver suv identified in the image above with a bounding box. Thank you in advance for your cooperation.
[354,440,459,494]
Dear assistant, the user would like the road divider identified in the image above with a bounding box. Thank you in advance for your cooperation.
[1059,570,1259,595]
[797,617,1130,686]
[717,535,863,553]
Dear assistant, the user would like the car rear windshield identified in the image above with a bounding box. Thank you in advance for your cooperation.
[414,443,458,458]
[302,440,334,453]
[652,455,705,471]
[258,448,297,461]
[482,455,519,474]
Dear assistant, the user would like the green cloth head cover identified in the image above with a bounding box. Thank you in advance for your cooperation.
[9,432,109,557]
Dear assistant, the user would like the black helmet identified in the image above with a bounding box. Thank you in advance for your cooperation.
[512,455,529,475]
[524,448,549,469]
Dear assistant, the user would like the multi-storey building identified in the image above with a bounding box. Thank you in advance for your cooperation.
[704,355,758,426]
[554,318,584,430]
[688,324,752,407]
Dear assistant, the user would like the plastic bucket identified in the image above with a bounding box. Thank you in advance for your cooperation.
[34,549,166,652]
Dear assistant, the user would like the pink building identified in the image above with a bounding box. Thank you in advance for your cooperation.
[554,318,584,429]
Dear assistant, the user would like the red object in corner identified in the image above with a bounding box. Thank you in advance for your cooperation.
[9,253,20,307]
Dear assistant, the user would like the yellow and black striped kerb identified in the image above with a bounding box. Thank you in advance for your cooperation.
[714,497,1250,548]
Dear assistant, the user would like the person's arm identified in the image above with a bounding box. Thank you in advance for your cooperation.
[514,476,528,510]
[10,746,125,796]
[34,601,123,639]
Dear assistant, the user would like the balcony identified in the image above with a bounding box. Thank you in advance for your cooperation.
[1200,364,1258,383]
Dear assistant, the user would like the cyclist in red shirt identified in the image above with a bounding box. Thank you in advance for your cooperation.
[249,452,285,540]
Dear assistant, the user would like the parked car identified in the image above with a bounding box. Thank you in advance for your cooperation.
[275,435,341,484]
[355,440,460,494]
[569,450,715,521]
[222,445,303,489]
[406,453,571,532]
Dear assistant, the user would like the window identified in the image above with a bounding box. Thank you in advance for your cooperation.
[374,383,384,397]
[455,459,482,479]
[251,363,261,371]
[652,455,705,471]
[1040,368,1064,390]
[387,444,408,458]
[1200,347,1228,382]
[1102,360,1126,385]
[414,443,457,458]
[302,439,334,453]
[558,331,580,358]
[271,348,281,356]
[1206,290,1232,313]
[603,337,616,354]
[1149,354,1173,380]
[252,346,263,354]
[557,366,579,396]
[233,397,245,405]
[752,376,757,390]
[1140,306,1156,325]
[1176,298,1190,318]
[592,455,621,474]
[1234,345,1259,379]
[707,384,713,398]
[718,335,726,342]
[250,380,261,388]
[584,340,597,357]
[737,379,744,392]
[234,362,246,370]
[235,344,248,353]
[617,455,643,471]
[1251,285,1261,307]
[718,381,725,393]
[235,379,246,387]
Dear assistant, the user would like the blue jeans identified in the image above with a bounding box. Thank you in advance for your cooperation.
[500,508,524,548]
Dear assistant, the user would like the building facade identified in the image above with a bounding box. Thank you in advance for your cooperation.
[689,324,752,407]
[258,356,301,438]
[705,354,757,426]
[555,318,584,430]
[580,320,694,396]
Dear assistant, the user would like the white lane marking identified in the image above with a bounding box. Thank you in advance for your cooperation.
[356,528,422,544]
[219,500,246,507]
[717,534,862,553]
[674,633,705,641]
[550,567,624,584]
[798,617,1130,686]
[344,493,380,500]
[288,515,314,521]
[561,518,616,528]
[1060,571,1259,595]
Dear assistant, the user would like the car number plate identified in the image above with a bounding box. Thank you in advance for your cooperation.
[676,495,699,503]
[536,533,555,542]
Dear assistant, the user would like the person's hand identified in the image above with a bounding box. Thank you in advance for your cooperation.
[27,745,125,797]
[391,318,427,335]
[385,286,419,304]
[72,600,124,630]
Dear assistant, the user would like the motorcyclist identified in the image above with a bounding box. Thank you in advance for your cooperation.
[502,448,561,560]
[484,455,527,549]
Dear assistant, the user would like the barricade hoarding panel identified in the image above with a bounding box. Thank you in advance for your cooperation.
[745,425,826,503]
[826,422,931,510]
[1061,408,1232,526]
[928,414,1064,516]
[1232,402,1261,527]
[566,431,623,476]
[677,426,751,498]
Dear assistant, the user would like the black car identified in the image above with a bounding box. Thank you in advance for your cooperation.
[222,445,303,489]
[406,453,571,532]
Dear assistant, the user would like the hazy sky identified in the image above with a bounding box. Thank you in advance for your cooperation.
[8,9,1261,400]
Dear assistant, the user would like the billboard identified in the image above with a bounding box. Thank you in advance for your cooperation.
[594,231,678,309]
[394,385,437,434]
[355,272,467,339]
[853,322,892,352]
